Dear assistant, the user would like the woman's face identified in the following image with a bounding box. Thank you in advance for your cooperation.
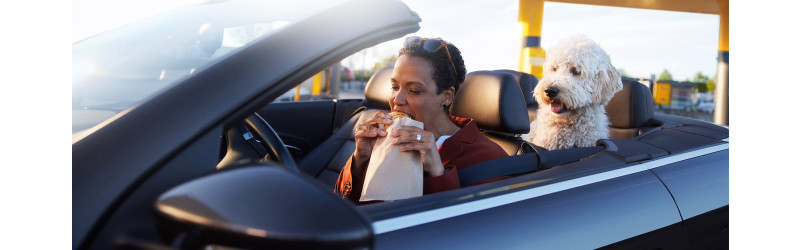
[389,55,453,126]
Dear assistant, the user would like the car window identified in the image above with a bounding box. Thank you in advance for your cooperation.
[72,0,346,136]
[272,40,401,103]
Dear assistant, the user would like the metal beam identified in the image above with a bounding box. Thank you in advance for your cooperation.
[545,0,720,14]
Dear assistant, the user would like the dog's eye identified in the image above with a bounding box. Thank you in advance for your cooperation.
[570,67,580,76]
[552,65,558,71]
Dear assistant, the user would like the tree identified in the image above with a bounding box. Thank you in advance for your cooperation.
[658,69,673,81]
[692,71,710,84]
[617,68,629,78]
[705,78,715,93]
[376,54,398,69]
[692,71,712,93]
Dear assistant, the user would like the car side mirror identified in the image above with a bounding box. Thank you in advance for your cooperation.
[154,165,373,249]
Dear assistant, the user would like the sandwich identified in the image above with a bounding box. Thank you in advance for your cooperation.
[380,111,414,130]
[390,111,414,120]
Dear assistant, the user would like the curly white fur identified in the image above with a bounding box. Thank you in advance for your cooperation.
[524,35,622,150]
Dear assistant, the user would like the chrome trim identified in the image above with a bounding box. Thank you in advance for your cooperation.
[372,143,729,234]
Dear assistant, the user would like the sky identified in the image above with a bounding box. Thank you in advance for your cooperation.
[71,0,720,81]
[350,0,720,81]
[72,0,204,42]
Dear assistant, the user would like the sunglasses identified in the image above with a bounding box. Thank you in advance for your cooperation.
[403,36,458,86]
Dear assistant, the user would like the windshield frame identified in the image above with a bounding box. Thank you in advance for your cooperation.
[72,0,347,136]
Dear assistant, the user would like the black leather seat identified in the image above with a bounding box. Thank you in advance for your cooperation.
[605,78,656,140]
[494,70,539,123]
[450,70,533,156]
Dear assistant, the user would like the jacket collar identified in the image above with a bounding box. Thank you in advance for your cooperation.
[439,116,480,165]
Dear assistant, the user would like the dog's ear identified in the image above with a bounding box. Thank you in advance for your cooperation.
[595,63,623,106]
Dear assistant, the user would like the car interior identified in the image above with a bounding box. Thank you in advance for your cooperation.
[106,66,725,250]
[254,66,663,192]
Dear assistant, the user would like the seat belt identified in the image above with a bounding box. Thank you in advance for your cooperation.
[458,146,604,187]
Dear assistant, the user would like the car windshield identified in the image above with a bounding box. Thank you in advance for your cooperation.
[72,0,345,136]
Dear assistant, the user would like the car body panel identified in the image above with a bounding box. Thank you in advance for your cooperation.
[360,142,727,248]
[374,170,683,249]
[652,150,728,219]
[652,149,729,247]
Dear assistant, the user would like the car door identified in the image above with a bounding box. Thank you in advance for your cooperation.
[362,147,702,249]
[651,148,729,248]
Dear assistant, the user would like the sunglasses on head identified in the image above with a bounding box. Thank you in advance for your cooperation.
[403,36,457,86]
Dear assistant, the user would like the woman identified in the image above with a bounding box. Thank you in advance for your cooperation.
[335,37,508,203]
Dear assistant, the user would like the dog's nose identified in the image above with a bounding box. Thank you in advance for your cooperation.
[545,87,559,98]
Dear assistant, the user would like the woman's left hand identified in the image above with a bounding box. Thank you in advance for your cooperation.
[390,125,445,177]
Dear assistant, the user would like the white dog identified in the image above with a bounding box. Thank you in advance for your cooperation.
[525,35,622,150]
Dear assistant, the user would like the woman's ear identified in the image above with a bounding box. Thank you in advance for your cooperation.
[441,86,456,106]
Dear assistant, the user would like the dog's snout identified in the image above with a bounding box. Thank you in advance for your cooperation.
[545,87,559,98]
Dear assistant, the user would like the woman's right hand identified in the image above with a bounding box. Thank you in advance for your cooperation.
[353,111,394,167]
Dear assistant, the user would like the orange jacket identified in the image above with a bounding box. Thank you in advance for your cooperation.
[335,116,509,203]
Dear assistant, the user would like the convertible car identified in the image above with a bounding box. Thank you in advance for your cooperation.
[72,0,729,249]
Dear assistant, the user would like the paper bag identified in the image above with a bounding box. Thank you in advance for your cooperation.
[360,116,424,201]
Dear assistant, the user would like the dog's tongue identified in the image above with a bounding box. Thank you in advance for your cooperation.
[550,101,563,113]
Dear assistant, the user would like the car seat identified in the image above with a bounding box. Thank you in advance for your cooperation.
[605,78,657,140]
[449,70,533,156]
[493,70,539,123]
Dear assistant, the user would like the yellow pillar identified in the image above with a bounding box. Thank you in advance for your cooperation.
[519,0,546,78]
[311,72,323,96]
[293,85,301,101]
[714,0,728,125]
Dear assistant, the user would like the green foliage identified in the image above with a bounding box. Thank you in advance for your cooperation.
[340,74,352,83]
[376,54,398,69]
[658,69,673,81]
[353,69,374,82]
[692,71,709,84]
[617,68,629,78]
[691,71,715,93]
[695,82,708,93]
[705,79,715,93]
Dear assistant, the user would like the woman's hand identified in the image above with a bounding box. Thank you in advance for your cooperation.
[390,125,445,177]
[353,111,393,169]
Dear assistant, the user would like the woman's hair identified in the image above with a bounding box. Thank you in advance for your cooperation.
[399,38,466,96]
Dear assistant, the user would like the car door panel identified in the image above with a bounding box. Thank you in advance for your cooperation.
[651,149,729,247]
[374,170,684,249]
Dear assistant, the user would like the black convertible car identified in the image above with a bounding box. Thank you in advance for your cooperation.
[73,0,729,249]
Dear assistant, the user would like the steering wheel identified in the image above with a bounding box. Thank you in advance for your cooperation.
[218,113,299,171]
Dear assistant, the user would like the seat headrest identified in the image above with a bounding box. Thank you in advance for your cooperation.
[364,67,394,109]
[494,70,539,123]
[605,78,655,129]
[450,71,530,134]
[493,70,538,108]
